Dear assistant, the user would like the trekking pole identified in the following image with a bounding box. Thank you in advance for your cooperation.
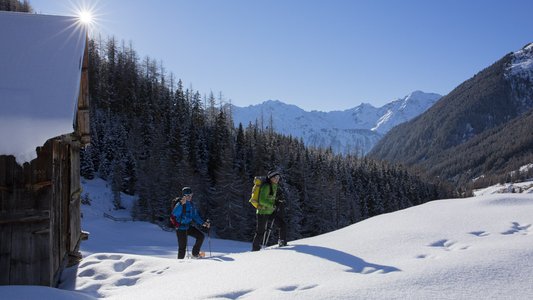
[262,218,275,248]
[186,228,190,259]
[207,219,212,257]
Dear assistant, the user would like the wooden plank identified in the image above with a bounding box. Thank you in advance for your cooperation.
[77,110,90,145]
[9,221,50,285]
[69,144,81,252]
[0,223,12,284]
[24,181,52,192]
[77,38,90,146]
[0,213,50,225]
[60,142,69,273]
[50,140,60,285]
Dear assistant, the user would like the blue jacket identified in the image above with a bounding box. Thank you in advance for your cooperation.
[172,200,205,231]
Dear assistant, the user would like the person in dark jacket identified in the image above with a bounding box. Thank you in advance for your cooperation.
[172,187,210,259]
[251,170,287,251]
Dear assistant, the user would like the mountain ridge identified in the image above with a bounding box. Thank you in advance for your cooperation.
[231,91,441,155]
[370,43,533,188]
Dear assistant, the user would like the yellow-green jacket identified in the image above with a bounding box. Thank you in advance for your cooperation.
[257,183,278,215]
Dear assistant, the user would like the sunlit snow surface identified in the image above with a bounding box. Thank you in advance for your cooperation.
[2,178,532,299]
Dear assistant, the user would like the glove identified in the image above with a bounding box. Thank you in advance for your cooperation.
[202,221,211,228]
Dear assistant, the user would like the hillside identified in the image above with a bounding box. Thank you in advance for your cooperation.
[1,179,532,299]
[370,43,533,187]
[427,110,533,188]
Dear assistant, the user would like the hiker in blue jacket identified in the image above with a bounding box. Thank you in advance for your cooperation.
[172,187,210,259]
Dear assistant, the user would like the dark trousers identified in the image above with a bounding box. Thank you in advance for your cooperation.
[251,208,287,251]
[176,226,204,259]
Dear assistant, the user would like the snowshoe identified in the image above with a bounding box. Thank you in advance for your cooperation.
[191,251,205,259]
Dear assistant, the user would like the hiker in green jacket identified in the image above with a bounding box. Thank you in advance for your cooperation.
[251,170,287,251]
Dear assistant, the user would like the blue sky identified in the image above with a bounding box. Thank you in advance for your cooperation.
[31,0,533,111]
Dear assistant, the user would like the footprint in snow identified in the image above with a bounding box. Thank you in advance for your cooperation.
[78,260,100,268]
[277,284,319,292]
[469,231,490,237]
[116,277,139,287]
[415,254,436,259]
[501,222,531,235]
[113,258,135,272]
[428,239,470,251]
[95,254,122,260]
[210,289,255,299]
[78,269,96,277]
[278,285,298,292]
[150,267,169,275]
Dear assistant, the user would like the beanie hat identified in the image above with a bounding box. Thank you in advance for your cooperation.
[267,170,281,180]
[182,187,192,195]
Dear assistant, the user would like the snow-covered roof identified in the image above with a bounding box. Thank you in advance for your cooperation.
[0,11,87,164]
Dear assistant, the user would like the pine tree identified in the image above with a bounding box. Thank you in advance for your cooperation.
[80,146,95,179]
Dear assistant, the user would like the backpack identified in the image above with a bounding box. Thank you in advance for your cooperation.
[170,197,185,228]
[249,176,266,208]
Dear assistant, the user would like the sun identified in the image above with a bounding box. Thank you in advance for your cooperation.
[71,0,103,34]
[78,10,93,25]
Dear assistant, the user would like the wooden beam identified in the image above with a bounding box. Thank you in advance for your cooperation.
[0,210,50,225]
[24,181,52,192]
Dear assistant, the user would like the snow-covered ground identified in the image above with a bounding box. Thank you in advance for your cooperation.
[473,180,533,196]
[1,179,532,299]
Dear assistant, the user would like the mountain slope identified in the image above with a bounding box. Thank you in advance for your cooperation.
[426,109,533,187]
[370,43,533,185]
[232,91,441,155]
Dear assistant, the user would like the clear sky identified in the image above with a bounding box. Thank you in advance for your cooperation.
[30,0,533,111]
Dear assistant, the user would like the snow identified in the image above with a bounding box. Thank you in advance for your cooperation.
[0,11,87,164]
[507,43,533,77]
[1,178,532,299]
[473,180,533,196]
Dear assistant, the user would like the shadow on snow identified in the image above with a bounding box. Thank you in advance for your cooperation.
[279,245,401,274]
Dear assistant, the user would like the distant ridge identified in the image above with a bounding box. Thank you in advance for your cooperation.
[231,91,441,155]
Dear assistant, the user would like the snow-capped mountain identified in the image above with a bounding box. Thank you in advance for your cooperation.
[232,91,441,155]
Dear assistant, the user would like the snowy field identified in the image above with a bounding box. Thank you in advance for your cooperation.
[1,178,532,299]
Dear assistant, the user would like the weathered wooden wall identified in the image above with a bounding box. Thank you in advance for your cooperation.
[77,37,90,146]
[0,137,81,286]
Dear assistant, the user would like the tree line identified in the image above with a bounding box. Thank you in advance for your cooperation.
[0,0,32,12]
[81,36,452,243]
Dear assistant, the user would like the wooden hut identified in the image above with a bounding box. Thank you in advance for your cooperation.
[0,11,90,286]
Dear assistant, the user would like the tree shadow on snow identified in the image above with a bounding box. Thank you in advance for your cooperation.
[280,245,401,274]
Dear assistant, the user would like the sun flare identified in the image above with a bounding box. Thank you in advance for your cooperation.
[71,1,103,34]
[78,10,93,24]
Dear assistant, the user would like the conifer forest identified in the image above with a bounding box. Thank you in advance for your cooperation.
[82,37,452,243]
